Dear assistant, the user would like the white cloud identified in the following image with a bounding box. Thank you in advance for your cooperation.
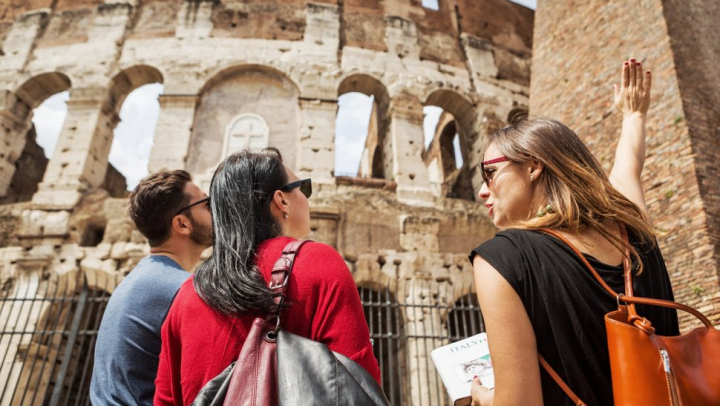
[423,106,443,149]
[32,91,69,159]
[109,83,163,190]
[334,92,374,176]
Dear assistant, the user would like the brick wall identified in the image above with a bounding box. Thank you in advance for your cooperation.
[530,0,720,330]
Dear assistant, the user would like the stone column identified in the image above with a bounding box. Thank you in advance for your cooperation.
[388,94,434,205]
[32,87,118,209]
[0,91,33,197]
[296,98,337,185]
[147,94,198,173]
[402,278,451,406]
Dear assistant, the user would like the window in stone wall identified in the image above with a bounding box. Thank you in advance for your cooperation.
[423,106,474,200]
[334,92,375,177]
[32,91,69,160]
[0,91,69,204]
[422,0,440,10]
[223,113,270,157]
[109,83,164,192]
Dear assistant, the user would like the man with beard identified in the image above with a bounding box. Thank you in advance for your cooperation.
[90,170,213,406]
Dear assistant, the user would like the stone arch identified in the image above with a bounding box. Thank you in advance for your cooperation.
[14,73,72,109]
[336,74,391,179]
[199,64,301,97]
[0,72,72,202]
[423,89,477,200]
[106,65,164,117]
[187,64,301,185]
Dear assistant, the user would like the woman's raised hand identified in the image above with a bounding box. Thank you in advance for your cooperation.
[613,58,652,117]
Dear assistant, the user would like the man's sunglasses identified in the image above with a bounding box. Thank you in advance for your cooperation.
[480,156,510,185]
[279,178,312,198]
[175,197,209,216]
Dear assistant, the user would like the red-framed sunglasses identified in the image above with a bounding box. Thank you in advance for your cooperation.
[480,156,510,185]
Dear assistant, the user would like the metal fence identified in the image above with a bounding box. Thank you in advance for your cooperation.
[0,272,115,406]
[0,274,482,406]
[359,280,484,406]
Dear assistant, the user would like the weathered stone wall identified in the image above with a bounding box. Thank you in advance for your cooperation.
[0,1,532,403]
[530,0,720,329]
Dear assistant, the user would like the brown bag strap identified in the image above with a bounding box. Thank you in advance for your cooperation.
[539,227,714,328]
[538,355,586,406]
[269,240,312,326]
[535,225,716,406]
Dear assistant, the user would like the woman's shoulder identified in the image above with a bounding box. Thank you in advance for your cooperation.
[258,237,343,262]
[475,228,548,252]
[259,237,349,278]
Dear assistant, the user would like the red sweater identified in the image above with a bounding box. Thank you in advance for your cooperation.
[154,237,381,405]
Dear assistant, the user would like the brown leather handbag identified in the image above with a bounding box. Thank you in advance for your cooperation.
[539,228,720,406]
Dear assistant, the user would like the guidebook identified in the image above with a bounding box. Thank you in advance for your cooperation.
[431,332,494,406]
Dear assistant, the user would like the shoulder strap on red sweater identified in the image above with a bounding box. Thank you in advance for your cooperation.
[268,240,312,327]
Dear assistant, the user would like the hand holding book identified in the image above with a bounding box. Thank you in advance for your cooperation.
[470,377,494,406]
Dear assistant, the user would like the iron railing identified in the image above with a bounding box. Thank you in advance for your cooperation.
[0,274,482,406]
[0,272,116,406]
[359,280,484,406]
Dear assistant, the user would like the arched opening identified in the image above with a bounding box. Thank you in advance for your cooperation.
[0,73,71,204]
[336,74,391,180]
[188,65,300,191]
[422,90,476,200]
[109,82,163,193]
[357,284,405,405]
[105,66,164,194]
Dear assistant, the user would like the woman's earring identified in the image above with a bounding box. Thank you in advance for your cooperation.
[530,174,534,181]
[284,213,288,219]
[537,204,554,217]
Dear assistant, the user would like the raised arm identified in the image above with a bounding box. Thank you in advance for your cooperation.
[609,58,652,218]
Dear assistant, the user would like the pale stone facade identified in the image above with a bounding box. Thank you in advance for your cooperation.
[0,0,532,404]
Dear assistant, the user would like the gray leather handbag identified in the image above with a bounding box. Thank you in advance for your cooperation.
[192,240,390,406]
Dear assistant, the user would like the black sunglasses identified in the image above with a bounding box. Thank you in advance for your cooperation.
[279,178,312,198]
[175,197,209,216]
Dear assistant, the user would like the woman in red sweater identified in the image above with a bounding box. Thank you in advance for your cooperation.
[154,148,381,405]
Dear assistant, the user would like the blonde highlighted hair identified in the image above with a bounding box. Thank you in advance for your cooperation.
[486,118,655,272]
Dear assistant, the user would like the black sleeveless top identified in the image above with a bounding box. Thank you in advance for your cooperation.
[470,229,679,406]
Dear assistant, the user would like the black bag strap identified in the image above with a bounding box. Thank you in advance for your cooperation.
[268,240,311,331]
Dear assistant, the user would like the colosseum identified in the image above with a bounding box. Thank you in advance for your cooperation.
[0,0,718,405]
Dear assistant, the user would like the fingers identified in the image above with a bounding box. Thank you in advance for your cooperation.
[645,70,652,94]
[629,58,637,89]
[636,61,644,91]
[622,61,629,89]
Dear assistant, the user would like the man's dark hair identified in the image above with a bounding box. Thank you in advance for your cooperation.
[128,170,192,247]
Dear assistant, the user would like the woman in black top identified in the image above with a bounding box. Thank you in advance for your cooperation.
[469,59,679,406]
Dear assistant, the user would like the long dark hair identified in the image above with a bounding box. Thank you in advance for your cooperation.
[194,148,288,315]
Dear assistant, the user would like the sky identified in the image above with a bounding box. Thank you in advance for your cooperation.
[509,0,536,9]
[30,0,535,188]
[32,84,163,190]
